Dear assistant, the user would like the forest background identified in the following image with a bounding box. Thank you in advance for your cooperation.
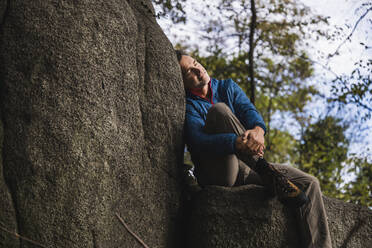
[151,0,371,207]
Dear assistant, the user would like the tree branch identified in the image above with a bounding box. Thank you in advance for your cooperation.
[115,213,150,248]
[0,222,47,248]
[328,6,372,60]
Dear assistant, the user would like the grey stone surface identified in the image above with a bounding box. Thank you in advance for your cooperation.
[0,1,7,23]
[0,116,19,248]
[187,185,372,248]
[325,197,372,248]
[0,1,184,247]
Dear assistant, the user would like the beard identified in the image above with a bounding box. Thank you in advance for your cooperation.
[195,73,210,88]
[195,80,207,88]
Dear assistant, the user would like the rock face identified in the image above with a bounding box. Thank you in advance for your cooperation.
[0,115,19,247]
[0,1,184,247]
[187,185,372,248]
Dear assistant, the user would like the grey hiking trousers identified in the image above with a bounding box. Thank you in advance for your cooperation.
[193,102,332,248]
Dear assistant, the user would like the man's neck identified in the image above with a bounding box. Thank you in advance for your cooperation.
[200,84,209,98]
[189,82,210,99]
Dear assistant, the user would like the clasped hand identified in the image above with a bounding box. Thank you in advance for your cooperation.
[235,126,265,157]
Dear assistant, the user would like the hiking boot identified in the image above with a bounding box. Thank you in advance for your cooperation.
[255,158,308,208]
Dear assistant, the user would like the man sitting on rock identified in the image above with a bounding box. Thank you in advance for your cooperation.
[176,50,332,248]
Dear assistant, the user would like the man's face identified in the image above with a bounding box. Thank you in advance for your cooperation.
[179,55,210,90]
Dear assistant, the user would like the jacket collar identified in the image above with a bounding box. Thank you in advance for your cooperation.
[186,79,216,104]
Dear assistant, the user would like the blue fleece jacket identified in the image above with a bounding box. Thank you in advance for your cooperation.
[185,78,266,157]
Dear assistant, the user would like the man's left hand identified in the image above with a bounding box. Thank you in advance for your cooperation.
[242,126,265,157]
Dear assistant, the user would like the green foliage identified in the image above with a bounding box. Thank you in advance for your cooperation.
[296,117,349,198]
[328,59,372,121]
[342,155,372,207]
[263,128,298,165]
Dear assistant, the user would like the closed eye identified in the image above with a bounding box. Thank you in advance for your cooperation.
[184,60,199,77]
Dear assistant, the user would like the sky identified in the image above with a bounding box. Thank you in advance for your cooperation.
[155,0,372,158]
[297,0,371,156]
[301,0,371,75]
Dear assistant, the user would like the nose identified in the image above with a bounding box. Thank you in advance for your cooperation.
[191,67,201,77]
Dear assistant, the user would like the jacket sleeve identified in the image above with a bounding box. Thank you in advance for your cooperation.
[185,111,238,155]
[228,79,267,133]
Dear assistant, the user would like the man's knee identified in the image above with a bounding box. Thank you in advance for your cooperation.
[300,171,320,186]
[302,173,321,193]
[308,174,321,189]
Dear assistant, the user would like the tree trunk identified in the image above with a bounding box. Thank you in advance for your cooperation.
[248,0,257,104]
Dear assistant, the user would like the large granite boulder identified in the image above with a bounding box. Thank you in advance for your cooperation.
[187,185,372,248]
[0,1,185,247]
[0,116,19,248]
